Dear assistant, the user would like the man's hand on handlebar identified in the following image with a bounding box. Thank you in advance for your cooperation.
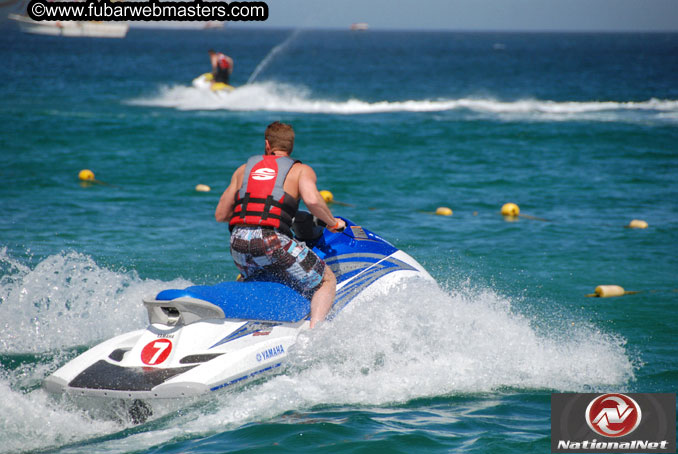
[328,218,346,233]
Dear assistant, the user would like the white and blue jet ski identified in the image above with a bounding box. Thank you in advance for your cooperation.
[43,213,433,420]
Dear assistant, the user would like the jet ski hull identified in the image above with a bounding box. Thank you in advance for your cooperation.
[192,73,234,92]
[44,319,303,399]
[44,216,433,404]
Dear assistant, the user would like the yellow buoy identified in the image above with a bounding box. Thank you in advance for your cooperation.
[435,207,453,216]
[586,285,639,298]
[501,203,520,217]
[320,190,334,203]
[628,219,648,229]
[78,169,95,181]
[594,285,626,298]
[195,184,211,192]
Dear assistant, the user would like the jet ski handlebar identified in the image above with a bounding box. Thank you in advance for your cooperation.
[292,211,345,241]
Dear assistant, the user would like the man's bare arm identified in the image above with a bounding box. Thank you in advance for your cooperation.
[298,164,345,230]
[215,165,245,223]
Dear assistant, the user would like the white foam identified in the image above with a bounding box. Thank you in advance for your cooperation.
[127,82,678,123]
[285,279,634,399]
[0,376,119,454]
[247,30,301,84]
[0,252,635,452]
[68,279,635,453]
[0,250,196,453]
[0,249,192,353]
[107,279,634,452]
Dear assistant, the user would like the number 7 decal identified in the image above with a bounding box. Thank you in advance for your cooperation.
[141,339,173,365]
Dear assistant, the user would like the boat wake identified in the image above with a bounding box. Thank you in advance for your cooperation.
[128,82,678,123]
[0,249,635,453]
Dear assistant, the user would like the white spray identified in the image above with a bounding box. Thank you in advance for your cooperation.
[247,29,301,84]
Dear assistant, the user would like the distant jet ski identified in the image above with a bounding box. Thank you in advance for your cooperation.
[192,73,234,92]
[43,212,434,422]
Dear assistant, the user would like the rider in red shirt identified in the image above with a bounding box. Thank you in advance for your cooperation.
[208,49,233,85]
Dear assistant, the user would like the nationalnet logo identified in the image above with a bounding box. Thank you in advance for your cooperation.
[586,394,641,438]
[551,393,675,453]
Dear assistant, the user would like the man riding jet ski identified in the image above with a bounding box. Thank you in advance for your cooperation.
[192,50,235,92]
[42,123,433,422]
[215,121,346,329]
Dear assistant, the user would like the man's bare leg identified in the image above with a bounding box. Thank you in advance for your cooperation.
[309,267,336,329]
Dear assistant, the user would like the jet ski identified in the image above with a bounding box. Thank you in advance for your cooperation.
[192,73,234,92]
[43,213,433,422]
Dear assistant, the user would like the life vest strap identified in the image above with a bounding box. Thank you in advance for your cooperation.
[233,193,290,214]
[236,211,285,221]
[235,194,287,209]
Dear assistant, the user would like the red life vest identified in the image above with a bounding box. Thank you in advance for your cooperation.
[216,53,231,70]
[229,155,300,235]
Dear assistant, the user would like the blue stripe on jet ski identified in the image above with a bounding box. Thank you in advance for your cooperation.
[332,256,417,313]
[326,253,391,284]
[209,321,282,349]
[337,256,414,294]
[337,266,388,295]
[209,363,283,392]
[336,269,384,301]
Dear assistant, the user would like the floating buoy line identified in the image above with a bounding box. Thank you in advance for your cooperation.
[319,189,353,207]
[75,174,651,233]
[73,173,651,232]
[77,169,115,187]
[76,175,658,298]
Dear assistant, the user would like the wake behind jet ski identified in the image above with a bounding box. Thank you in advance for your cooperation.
[43,213,434,422]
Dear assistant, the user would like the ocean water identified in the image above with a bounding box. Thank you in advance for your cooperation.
[1,25,677,453]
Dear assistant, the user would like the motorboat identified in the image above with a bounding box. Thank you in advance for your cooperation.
[8,13,128,38]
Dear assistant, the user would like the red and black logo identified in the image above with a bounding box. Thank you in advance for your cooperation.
[551,393,675,453]
[585,393,641,438]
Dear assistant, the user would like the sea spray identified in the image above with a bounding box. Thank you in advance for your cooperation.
[152,278,635,446]
[127,85,678,124]
[0,267,635,453]
[0,250,196,453]
[283,279,634,399]
[0,378,119,454]
[177,279,633,427]
[0,250,192,353]
[247,29,302,84]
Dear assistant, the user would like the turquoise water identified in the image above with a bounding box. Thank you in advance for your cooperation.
[1,26,677,453]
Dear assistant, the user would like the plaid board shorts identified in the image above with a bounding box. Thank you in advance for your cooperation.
[230,226,326,293]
